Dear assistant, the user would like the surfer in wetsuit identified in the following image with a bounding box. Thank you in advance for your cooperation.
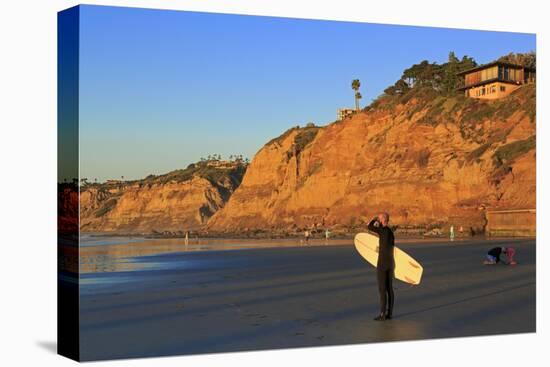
[368,212,395,321]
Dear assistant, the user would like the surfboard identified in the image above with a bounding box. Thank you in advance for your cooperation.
[354,232,423,285]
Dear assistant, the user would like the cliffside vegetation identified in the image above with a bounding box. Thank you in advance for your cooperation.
[79,157,249,233]
[82,157,248,190]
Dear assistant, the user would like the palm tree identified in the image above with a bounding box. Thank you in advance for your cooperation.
[352,79,361,111]
[355,92,362,110]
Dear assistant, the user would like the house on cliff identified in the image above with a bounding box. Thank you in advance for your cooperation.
[337,108,355,120]
[457,61,535,99]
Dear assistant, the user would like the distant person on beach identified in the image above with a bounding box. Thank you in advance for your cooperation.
[450,225,455,241]
[483,247,517,265]
[325,229,330,241]
[304,230,310,244]
[368,212,395,321]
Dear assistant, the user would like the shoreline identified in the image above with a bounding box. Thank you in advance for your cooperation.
[82,231,535,241]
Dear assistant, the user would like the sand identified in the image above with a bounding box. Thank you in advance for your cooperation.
[78,238,536,361]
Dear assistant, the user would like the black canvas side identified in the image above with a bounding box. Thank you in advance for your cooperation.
[57,5,80,362]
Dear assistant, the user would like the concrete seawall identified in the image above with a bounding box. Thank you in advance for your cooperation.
[486,209,535,237]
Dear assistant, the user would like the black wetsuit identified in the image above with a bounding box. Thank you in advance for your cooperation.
[488,247,503,263]
[368,219,395,317]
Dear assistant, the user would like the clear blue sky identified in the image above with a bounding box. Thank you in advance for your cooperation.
[77,5,535,182]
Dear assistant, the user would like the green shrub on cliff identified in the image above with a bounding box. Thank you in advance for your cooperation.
[283,125,321,161]
[293,127,319,152]
[264,126,300,148]
[466,102,494,122]
[94,198,117,217]
[198,164,247,187]
[466,143,491,162]
[415,148,431,168]
[493,135,536,167]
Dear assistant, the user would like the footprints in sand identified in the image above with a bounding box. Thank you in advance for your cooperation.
[293,331,326,342]
[294,317,326,327]
[292,318,327,341]
[226,311,272,328]
[222,304,327,342]
[244,312,269,327]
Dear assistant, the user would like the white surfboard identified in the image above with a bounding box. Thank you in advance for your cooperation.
[354,232,423,285]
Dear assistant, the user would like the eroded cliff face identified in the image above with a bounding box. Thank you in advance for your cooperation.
[208,85,535,233]
[80,162,246,233]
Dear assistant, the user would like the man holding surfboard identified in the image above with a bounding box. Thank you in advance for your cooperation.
[368,212,395,321]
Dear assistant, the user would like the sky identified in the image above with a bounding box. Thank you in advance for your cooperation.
[76,5,536,182]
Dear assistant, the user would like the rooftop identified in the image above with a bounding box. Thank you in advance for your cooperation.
[456,77,522,91]
[456,61,535,76]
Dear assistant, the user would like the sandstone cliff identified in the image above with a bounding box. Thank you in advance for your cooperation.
[80,161,247,233]
[207,85,536,234]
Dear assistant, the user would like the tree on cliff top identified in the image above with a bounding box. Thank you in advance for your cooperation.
[355,92,362,110]
[376,51,477,103]
[497,51,536,68]
[352,79,361,111]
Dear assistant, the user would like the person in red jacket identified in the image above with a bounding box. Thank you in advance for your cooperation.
[483,247,517,265]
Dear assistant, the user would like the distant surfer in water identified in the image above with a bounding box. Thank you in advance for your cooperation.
[368,212,395,321]
[483,247,516,265]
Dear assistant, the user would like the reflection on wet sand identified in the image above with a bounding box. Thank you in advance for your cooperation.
[79,237,352,274]
[78,236,532,274]
[372,318,427,342]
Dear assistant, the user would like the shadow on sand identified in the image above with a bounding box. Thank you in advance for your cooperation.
[36,340,57,354]
[396,281,534,319]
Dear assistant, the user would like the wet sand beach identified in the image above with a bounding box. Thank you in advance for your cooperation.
[77,237,535,361]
